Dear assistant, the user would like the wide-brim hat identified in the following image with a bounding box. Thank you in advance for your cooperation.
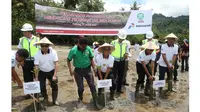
[98,43,115,53]
[165,33,178,39]
[141,41,159,50]
[34,37,54,46]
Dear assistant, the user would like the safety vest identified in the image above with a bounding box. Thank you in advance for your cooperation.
[142,39,158,45]
[111,39,127,61]
[19,36,40,57]
[142,39,158,52]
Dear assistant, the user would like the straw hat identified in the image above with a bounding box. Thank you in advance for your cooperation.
[34,37,54,46]
[141,41,159,50]
[165,33,178,39]
[98,43,115,53]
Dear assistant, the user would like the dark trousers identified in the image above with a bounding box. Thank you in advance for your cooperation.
[38,70,58,98]
[113,60,125,92]
[159,66,170,80]
[154,53,161,75]
[74,67,96,100]
[123,61,129,84]
[136,62,150,86]
[22,60,34,82]
[174,59,179,80]
[181,56,189,71]
[97,70,115,95]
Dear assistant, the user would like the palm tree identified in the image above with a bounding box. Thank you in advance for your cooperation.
[130,1,141,10]
[120,7,125,11]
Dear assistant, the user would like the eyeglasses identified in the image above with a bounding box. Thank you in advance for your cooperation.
[41,45,49,47]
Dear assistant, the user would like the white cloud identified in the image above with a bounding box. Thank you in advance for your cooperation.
[102,0,189,17]
[54,0,189,17]
[140,0,189,17]
[102,0,131,11]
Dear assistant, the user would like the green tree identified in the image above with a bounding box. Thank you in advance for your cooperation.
[78,0,104,11]
[64,0,79,10]
[120,7,125,11]
[130,1,140,10]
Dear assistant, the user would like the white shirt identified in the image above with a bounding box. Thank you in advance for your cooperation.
[11,50,17,67]
[96,54,114,73]
[158,44,178,67]
[137,50,156,65]
[94,48,101,65]
[34,48,58,72]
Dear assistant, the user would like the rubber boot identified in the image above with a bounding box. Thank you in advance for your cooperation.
[141,83,144,89]
[92,91,104,110]
[78,91,83,101]
[52,91,59,105]
[43,95,49,106]
[135,84,140,97]
[149,81,154,100]
[159,87,164,98]
[77,91,84,108]
[97,88,104,106]
[110,90,115,100]
[144,83,150,96]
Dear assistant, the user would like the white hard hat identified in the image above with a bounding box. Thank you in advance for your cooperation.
[118,29,127,40]
[21,23,33,31]
[146,31,154,39]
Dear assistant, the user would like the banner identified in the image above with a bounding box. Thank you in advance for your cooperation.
[35,4,152,35]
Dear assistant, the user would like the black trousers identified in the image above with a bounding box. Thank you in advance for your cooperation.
[113,60,125,92]
[181,56,189,71]
[74,67,96,100]
[123,61,129,84]
[159,66,170,80]
[174,58,179,80]
[136,62,150,86]
[38,70,58,98]
[97,70,115,95]
[22,60,34,82]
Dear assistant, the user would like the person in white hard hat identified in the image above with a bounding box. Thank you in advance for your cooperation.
[18,23,40,82]
[158,33,178,93]
[135,42,158,98]
[142,31,158,45]
[34,37,59,106]
[110,29,129,94]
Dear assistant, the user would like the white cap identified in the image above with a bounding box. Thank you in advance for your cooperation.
[21,23,33,31]
[146,31,154,39]
[118,29,127,40]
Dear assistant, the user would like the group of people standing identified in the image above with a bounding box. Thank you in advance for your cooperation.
[12,23,189,109]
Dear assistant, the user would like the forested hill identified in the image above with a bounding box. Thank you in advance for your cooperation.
[151,13,189,43]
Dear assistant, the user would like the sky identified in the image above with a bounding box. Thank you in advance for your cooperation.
[54,0,189,17]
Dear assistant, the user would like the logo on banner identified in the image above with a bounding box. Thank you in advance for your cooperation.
[137,13,144,23]
[128,23,135,29]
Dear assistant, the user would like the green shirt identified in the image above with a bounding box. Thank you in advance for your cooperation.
[67,46,94,68]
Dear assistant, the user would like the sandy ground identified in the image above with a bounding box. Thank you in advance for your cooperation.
[12,46,189,112]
